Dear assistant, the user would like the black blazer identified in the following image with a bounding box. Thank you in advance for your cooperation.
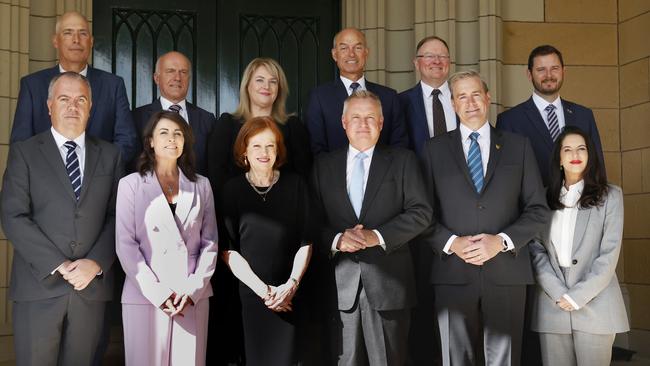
[310,145,431,311]
[132,99,216,175]
[420,127,550,285]
[305,79,408,155]
[496,97,605,185]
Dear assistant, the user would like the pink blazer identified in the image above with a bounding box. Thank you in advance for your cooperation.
[116,170,218,306]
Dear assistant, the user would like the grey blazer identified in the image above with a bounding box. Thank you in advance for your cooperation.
[530,184,629,335]
[1,131,122,302]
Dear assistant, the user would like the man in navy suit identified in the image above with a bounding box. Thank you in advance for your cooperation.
[10,11,137,164]
[305,27,407,155]
[399,36,457,155]
[496,45,605,185]
[132,51,215,174]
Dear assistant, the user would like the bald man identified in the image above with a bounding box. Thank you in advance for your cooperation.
[11,11,137,163]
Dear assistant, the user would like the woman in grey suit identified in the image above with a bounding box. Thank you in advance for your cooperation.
[530,126,629,366]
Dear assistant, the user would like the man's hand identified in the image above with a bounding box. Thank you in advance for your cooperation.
[449,236,474,258]
[461,234,504,266]
[556,297,575,312]
[62,259,101,290]
[336,225,367,252]
[56,260,73,276]
[353,225,380,248]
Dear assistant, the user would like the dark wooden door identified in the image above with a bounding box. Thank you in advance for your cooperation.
[92,0,339,117]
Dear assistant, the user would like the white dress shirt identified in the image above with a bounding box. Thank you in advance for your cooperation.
[532,93,565,132]
[331,145,386,253]
[340,75,367,96]
[420,80,456,137]
[59,64,88,77]
[160,96,189,123]
[551,180,584,310]
[442,122,515,254]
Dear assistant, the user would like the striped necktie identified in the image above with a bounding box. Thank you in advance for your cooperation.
[169,104,182,114]
[545,104,560,141]
[467,132,484,193]
[64,141,81,200]
[350,82,361,95]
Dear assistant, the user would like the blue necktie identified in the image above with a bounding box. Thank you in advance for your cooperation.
[169,104,182,114]
[349,152,367,217]
[467,132,484,193]
[350,82,361,95]
[545,104,560,141]
[64,141,81,200]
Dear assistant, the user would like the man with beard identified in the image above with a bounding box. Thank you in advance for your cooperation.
[496,45,605,185]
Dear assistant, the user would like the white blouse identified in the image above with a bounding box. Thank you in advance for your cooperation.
[550,180,584,268]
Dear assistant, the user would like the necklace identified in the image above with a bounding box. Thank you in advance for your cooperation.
[245,170,280,202]
[166,185,173,195]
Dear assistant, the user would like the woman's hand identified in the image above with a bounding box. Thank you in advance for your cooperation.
[171,294,194,317]
[160,293,178,315]
[266,280,298,312]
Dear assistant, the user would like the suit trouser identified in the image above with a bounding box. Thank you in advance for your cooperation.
[539,331,615,366]
[337,285,410,366]
[13,292,106,366]
[434,280,526,366]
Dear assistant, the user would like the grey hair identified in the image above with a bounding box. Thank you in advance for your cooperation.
[332,28,367,49]
[448,69,489,98]
[342,90,383,118]
[154,51,192,76]
[54,11,89,34]
[47,71,92,101]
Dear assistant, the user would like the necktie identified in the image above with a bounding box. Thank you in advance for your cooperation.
[64,141,81,200]
[432,89,447,137]
[169,104,182,114]
[545,104,560,141]
[349,152,367,217]
[467,132,484,193]
[350,82,361,95]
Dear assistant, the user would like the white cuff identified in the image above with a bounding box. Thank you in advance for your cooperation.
[331,233,342,254]
[51,263,65,275]
[497,233,515,252]
[562,294,580,310]
[373,230,386,251]
[443,235,458,255]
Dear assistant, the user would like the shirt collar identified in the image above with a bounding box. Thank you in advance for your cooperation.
[532,92,561,112]
[459,120,491,142]
[58,64,88,77]
[340,75,367,92]
[51,126,86,150]
[560,180,584,207]
[348,144,375,160]
[420,80,450,98]
[159,96,187,112]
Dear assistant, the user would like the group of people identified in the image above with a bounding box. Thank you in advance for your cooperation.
[0,10,629,366]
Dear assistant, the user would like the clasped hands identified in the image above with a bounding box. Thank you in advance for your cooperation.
[161,292,194,317]
[58,259,101,291]
[555,297,576,312]
[261,279,298,313]
[336,224,380,253]
[450,234,504,266]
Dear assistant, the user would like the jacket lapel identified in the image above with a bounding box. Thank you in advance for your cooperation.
[85,67,101,126]
[78,137,100,203]
[175,169,196,229]
[359,147,391,221]
[482,126,503,191]
[562,99,577,129]
[448,130,476,192]
[39,132,77,202]
[571,207,591,256]
[524,97,554,150]
[332,148,358,222]
[411,85,430,146]
[186,102,198,125]
[143,171,186,245]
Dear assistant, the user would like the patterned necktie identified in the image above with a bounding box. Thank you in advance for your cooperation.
[350,82,361,95]
[545,104,560,141]
[467,132,484,193]
[169,104,182,114]
[431,89,447,137]
[349,152,367,217]
[64,141,81,200]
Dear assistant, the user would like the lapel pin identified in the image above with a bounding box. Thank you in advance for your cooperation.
[496,144,501,150]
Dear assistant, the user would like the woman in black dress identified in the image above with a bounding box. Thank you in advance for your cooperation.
[222,116,312,366]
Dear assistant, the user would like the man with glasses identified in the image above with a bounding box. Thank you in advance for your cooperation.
[399,36,457,155]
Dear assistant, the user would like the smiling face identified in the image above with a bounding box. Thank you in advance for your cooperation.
[245,128,277,175]
[450,76,490,130]
[150,118,185,162]
[47,76,91,139]
[342,97,383,151]
[53,12,93,69]
[414,38,450,87]
[559,133,588,182]
[528,53,565,99]
[331,28,369,81]
[247,65,279,111]
[154,52,191,104]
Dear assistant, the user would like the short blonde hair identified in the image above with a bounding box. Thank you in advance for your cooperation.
[448,70,489,98]
[233,58,289,124]
[342,90,383,118]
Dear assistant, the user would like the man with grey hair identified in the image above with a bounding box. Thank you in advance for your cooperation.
[2,72,122,365]
[132,51,215,174]
[306,27,407,155]
[11,11,136,164]
[311,90,431,365]
[420,70,549,365]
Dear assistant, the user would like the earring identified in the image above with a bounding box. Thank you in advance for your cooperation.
[244,156,248,165]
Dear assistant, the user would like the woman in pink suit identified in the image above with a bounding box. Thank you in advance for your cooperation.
[116,110,218,366]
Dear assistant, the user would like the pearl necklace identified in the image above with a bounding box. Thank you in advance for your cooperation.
[245,170,280,202]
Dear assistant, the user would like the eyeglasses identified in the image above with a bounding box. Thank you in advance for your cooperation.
[416,54,450,62]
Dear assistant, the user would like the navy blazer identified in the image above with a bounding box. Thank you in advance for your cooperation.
[132,99,216,175]
[496,97,605,185]
[10,65,137,163]
[398,83,459,155]
[305,79,408,155]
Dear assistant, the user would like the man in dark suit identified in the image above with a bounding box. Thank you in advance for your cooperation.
[1,72,122,366]
[421,70,550,366]
[311,90,431,365]
[496,45,605,185]
[399,36,456,155]
[132,51,215,174]
[306,28,407,155]
[10,11,137,163]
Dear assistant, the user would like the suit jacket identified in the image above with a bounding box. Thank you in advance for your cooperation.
[496,97,605,185]
[10,65,137,163]
[420,127,550,285]
[132,99,216,175]
[305,79,408,155]
[1,131,122,301]
[310,145,432,311]
[115,171,218,307]
[398,82,458,155]
[530,185,629,335]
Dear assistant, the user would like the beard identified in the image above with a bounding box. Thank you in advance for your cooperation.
[532,77,563,96]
